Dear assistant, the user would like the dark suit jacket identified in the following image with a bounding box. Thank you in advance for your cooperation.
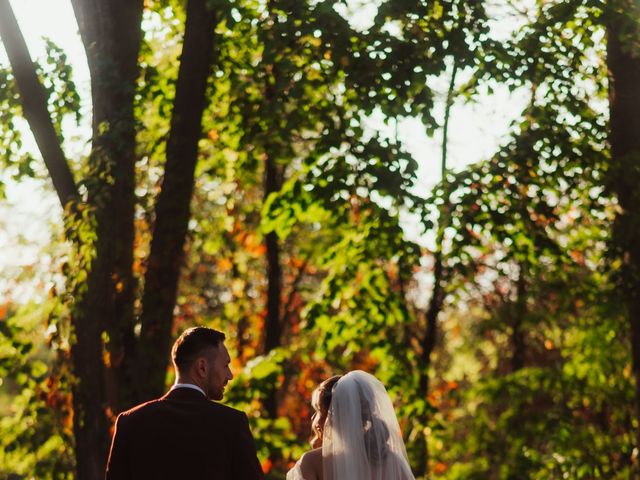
[105,388,264,480]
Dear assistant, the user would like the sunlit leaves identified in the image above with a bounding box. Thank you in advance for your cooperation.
[0,301,74,478]
[0,38,81,186]
[39,39,81,138]
[0,0,631,478]
[0,66,36,181]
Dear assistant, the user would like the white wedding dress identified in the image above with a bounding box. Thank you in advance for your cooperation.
[287,371,415,480]
[287,462,306,480]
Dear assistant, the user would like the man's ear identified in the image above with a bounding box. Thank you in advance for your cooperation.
[194,356,208,377]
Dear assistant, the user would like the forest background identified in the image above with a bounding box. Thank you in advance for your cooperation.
[0,0,638,478]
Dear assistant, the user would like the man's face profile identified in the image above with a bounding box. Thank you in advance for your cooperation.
[204,343,233,400]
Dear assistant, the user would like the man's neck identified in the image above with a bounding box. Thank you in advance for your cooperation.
[172,380,206,397]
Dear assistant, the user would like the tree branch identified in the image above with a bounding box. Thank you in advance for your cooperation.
[0,0,78,207]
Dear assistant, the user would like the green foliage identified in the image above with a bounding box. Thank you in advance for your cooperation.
[0,301,74,479]
[39,39,82,138]
[0,39,81,185]
[0,65,35,186]
[412,1,622,477]
[224,349,305,478]
[434,281,633,479]
[0,0,635,478]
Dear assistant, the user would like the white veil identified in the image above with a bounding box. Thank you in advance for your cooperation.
[322,371,415,480]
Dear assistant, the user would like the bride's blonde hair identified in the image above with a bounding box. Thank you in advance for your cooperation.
[310,375,342,448]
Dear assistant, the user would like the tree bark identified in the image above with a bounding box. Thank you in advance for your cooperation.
[3,0,219,476]
[511,264,527,372]
[419,256,443,398]
[68,1,144,478]
[137,0,218,402]
[260,3,285,418]
[263,150,283,418]
[606,5,640,473]
[0,0,78,207]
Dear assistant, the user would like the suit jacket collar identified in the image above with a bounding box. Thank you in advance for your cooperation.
[163,386,208,402]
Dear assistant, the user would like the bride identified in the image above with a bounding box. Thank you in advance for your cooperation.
[287,370,415,480]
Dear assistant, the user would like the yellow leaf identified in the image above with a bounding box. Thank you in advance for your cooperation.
[232,278,245,296]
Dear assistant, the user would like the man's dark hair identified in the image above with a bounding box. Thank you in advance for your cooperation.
[171,327,225,373]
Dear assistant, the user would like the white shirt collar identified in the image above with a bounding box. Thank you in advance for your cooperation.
[171,383,206,397]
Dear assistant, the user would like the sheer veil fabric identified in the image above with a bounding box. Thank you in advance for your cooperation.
[288,370,415,480]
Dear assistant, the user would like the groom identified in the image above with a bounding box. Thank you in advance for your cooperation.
[105,327,264,479]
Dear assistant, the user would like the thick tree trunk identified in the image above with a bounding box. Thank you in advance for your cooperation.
[0,0,78,206]
[606,6,640,472]
[69,1,144,478]
[137,0,218,402]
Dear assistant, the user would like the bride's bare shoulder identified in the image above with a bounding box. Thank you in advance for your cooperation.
[299,447,322,480]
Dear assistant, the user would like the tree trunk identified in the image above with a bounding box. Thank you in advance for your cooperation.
[3,0,220,476]
[263,150,282,419]
[606,5,640,473]
[69,1,144,477]
[419,60,458,397]
[416,60,458,478]
[260,3,284,417]
[415,251,443,477]
[419,256,443,398]
[511,264,527,372]
[137,0,218,402]
[0,0,78,206]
